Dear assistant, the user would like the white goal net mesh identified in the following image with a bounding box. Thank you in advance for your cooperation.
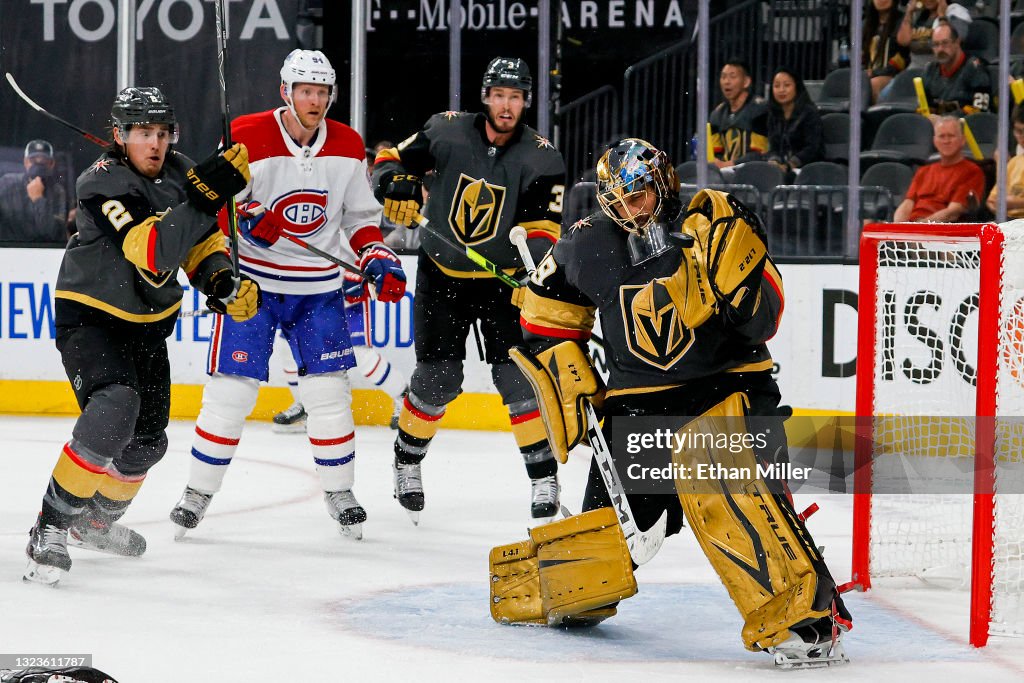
[866,222,1024,638]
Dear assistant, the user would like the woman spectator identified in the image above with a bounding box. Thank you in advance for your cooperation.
[986,106,1024,219]
[863,0,910,103]
[766,67,824,179]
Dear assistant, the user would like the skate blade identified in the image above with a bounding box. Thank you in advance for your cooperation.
[339,523,363,540]
[530,515,556,527]
[68,534,145,558]
[23,560,65,586]
[173,524,189,541]
[271,422,307,434]
[405,511,420,526]
[772,642,849,669]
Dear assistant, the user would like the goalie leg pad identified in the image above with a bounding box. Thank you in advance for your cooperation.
[672,392,831,651]
[489,508,636,627]
[509,341,603,463]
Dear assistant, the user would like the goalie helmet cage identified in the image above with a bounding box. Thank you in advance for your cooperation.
[852,221,1024,647]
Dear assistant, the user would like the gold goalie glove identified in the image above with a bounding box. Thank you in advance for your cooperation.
[509,341,604,463]
[667,189,769,327]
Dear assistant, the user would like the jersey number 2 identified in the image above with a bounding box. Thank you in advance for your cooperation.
[101,199,133,231]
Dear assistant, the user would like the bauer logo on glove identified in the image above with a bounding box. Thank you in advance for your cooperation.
[357,244,407,303]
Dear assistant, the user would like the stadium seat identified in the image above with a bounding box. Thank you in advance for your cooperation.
[860,162,915,221]
[964,18,999,64]
[562,181,598,228]
[867,67,924,117]
[728,160,785,214]
[860,113,935,168]
[795,161,849,186]
[821,113,852,163]
[816,68,870,114]
[675,161,725,185]
[963,112,998,159]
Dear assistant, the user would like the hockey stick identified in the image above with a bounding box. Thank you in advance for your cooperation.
[212,0,240,282]
[413,212,523,288]
[243,204,367,279]
[5,73,108,147]
[509,226,667,564]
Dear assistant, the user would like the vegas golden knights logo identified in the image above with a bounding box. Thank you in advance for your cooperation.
[619,280,694,370]
[448,174,507,245]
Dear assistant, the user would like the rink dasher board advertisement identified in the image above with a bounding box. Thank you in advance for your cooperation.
[0,250,871,412]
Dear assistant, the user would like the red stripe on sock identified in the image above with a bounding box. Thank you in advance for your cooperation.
[509,409,541,425]
[404,396,444,422]
[195,426,240,446]
[62,442,107,474]
[309,432,355,446]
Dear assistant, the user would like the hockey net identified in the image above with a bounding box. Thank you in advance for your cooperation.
[852,222,1024,647]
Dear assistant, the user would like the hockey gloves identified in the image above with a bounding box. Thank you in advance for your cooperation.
[205,269,262,322]
[342,269,368,304]
[237,201,287,248]
[381,174,423,227]
[357,244,406,303]
[186,143,251,216]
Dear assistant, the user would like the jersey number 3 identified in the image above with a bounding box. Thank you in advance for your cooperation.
[101,199,133,231]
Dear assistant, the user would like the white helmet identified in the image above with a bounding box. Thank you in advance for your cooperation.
[280,49,337,111]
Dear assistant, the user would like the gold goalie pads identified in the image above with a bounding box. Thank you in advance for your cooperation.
[672,392,831,651]
[489,507,637,627]
[509,341,604,463]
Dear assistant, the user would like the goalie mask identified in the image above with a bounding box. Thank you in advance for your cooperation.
[280,49,337,130]
[111,86,179,144]
[597,138,681,265]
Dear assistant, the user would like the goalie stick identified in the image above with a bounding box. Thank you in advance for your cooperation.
[5,73,107,147]
[508,227,667,565]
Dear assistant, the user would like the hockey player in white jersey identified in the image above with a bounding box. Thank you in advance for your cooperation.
[272,268,408,434]
[170,50,406,540]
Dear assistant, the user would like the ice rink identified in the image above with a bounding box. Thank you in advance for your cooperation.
[2,414,1023,682]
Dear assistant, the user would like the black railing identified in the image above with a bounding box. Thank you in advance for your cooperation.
[555,86,619,186]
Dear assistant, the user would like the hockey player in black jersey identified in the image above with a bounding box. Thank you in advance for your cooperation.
[489,139,852,667]
[372,57,566,523]
[23,87,259,585]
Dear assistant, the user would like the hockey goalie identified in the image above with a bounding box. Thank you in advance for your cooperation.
[489,139,852,667]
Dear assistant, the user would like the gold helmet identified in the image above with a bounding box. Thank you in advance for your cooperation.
[596,138,681,233]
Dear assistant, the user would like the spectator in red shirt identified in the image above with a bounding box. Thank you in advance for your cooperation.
[894,115,985,222]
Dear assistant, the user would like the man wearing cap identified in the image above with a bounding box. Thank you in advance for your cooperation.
[0,140,69,243]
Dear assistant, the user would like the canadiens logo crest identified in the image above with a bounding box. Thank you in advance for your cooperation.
[232,350,249,362]
[448,174,506,245]
[272,190,329,238]
[619,280,694,370]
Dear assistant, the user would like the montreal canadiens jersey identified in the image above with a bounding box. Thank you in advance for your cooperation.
[230,108,382,295]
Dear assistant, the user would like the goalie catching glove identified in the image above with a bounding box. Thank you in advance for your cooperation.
[205,270,262,322]
[680,189,768,324]
[509,341,604,463]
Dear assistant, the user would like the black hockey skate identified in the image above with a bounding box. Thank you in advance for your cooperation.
[69,507,146,557]
[272,402,307,433]
[169,486,214,540]
[393,461,424,525]
[24,515,71,585]
[324,490,367,540]
[530,474,560,521]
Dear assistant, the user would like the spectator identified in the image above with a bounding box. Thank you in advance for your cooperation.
[921,22,991,116]
[709,58,768,170]
[0,139,68,243]
[894,115,985,222]
[897,0,972,69]
[863,0,910,103]
[765,66,824,179]
[986,106,1024,219]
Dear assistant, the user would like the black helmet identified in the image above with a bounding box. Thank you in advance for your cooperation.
[111,87,179,143]
[481,57,532,107]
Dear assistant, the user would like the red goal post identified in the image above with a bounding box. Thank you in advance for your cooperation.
[852,222,1024,648]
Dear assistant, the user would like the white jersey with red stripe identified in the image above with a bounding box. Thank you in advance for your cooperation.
[230,108,382,295]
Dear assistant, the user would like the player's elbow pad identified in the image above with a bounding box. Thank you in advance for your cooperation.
[509,341,604,464]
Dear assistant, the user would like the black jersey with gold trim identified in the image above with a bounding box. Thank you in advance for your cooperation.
[55,151,230,329]
[373,111,565,277]
[709,95,769,164]
[521,212,784,394]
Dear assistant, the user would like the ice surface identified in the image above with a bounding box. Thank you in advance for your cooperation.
[1,416,1022,681]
